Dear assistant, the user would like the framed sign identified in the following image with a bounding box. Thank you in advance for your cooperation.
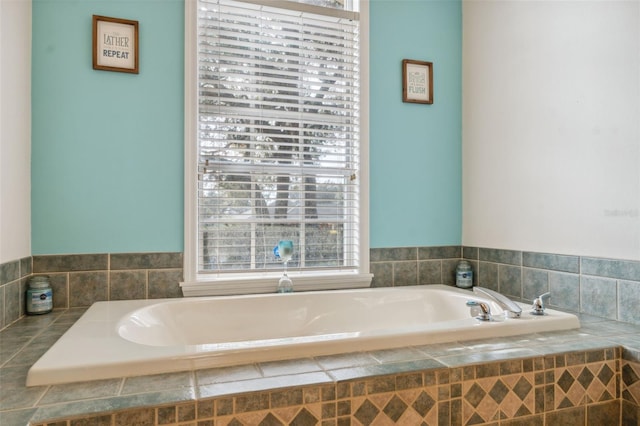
[93,15,139,74]
[402,59,433,104]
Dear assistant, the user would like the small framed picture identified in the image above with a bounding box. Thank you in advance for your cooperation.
[402,59,433,104]
[93,15,139,74]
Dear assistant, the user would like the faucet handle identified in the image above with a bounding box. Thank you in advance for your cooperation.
[531,292,551,315]
[466,300,492,321]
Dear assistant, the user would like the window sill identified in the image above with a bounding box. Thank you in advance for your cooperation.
[180,272,373,297]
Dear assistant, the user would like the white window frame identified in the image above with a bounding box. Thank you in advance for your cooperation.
[182,0,370,296]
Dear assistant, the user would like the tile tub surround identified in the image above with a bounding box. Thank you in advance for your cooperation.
[0,310,639,425]
[370,246,640,326]
[0,246,638,423]
[0,256,32,330]
[0,253,183,332]
[4,246,640,332]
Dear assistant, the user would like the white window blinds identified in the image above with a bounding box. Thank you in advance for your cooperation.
[196,0,361,276]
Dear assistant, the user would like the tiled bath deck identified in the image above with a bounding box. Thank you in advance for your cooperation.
[1,309,640,425]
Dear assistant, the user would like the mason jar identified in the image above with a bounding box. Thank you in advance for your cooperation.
[26,275,53,315]
[455,260,473,289]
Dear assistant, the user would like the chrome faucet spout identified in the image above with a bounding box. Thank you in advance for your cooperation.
[472,286,522,318]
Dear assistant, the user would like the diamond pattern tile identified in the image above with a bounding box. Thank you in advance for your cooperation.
[392,406,425,425]
[383,395,407,422]
[462,373,536,425]
[216,406,321,426]
[554,361,618,410]
[489,380,509,403]
[598,363,615,387]
[411,391,436,418]
[348,389,444,424]
[563,379,586,407]
[354,399,379,425]
[498,392,519,419]
[577,367,595,389]
[512,376,533,401]
[557,370,575,393]
[624,361,640,405]
[586,374,607,403]
[623,362,640,387]
[31,352,634,425]
[466,412,486,425]
[514,404,532,418]
[258,413,284,426]
[290,408,318,426]
[464,382,486,408]
[557,397,573,409]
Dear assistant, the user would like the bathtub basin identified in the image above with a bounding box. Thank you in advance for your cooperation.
[26,285,579,386]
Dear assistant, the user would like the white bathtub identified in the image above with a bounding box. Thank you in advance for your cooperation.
[26,285,579,386]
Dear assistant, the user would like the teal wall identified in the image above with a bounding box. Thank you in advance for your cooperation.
[31,0,461,254]
[369,0,462,247]
[31,0,184,254]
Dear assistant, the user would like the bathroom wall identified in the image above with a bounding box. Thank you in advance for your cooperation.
[30,0,463,255]
[31,0,184,255]
[18,0,640,329]
[0,0,31,264]
[369,0,462,248]
[462,0,640,261]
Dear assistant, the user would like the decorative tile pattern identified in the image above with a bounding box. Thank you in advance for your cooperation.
[553,360,617,409]
[623,361,640,405]
[17,352,637,426]
[214,400,322,425]
[462,372,535,423]
[348,387,442,425]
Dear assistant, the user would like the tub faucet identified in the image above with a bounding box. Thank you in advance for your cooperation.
[472,286,522,318]
[466,300,492,321]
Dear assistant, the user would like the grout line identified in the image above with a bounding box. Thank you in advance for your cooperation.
[32,385,51,407]
[116,377,126,396]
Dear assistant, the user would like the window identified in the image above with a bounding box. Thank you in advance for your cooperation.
[183,0,370,295]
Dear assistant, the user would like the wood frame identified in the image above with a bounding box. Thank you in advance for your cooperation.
[93,15,139,74]
[402,59,433,104]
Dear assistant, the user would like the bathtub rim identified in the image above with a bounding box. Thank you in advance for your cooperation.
[26,285,580,387]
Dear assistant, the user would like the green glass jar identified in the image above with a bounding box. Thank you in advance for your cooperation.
[26,276,53,315]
